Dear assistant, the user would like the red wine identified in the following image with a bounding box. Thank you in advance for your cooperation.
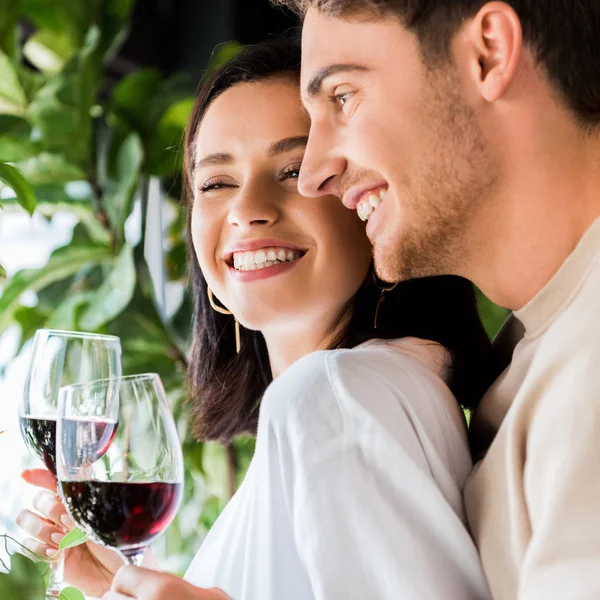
[60,481,181,550]
[19,417,57,475]
[19,417,118,476]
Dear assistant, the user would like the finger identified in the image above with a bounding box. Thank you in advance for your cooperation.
[32,490,69,529]
[102,593,133,600]
[111,565,147,595]
[207,590,230,599]
[21,468,57,491]
[22,537,57,559]
[16,509,65,548]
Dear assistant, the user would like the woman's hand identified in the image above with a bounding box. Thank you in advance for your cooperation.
[103,566,230,599]
[17,469,130,598]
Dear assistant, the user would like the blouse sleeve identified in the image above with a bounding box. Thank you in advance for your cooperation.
[262,349,490,600]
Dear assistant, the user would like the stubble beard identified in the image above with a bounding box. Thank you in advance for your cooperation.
[374,66,498,283]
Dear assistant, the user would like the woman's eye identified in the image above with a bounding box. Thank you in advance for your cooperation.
[279,166,301,182]
[199,181,231,193]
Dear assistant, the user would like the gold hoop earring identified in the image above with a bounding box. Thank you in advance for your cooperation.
[372,272,398,330]
[207,288,241,353]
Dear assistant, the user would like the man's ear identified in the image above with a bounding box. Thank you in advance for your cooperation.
[459,1,523,102]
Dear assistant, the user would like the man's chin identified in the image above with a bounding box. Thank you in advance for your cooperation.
[373,242,440,283]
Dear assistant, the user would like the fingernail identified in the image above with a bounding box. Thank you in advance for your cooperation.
[50,532,64,545]
[46,548,57,557]
[60,514,72,527]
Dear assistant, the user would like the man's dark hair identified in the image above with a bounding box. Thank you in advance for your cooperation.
[183,37,500,443]
[275,0,600,128]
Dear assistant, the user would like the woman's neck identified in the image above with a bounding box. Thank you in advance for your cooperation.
[263,312,350,379]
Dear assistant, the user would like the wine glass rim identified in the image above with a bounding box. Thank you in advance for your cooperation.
[60,373,160,391]
[37,328,121,342]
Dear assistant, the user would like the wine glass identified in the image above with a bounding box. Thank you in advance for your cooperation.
[56,373,184,567]
[18,329,122,597]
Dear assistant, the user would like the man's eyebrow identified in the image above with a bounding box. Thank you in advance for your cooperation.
[267,136,308,156]
[195,152,234,170]
[305,64,370,98]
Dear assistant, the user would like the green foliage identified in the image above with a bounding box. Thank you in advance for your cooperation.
[59,587,86,600]
[0,0,248,569]
[58,528,88,552]
[0,552,46,600]
[0,162,36,214]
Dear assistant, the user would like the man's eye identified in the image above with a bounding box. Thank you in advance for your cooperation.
[330,92,353,108]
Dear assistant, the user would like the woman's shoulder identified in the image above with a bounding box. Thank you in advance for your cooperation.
[260,338,464,443]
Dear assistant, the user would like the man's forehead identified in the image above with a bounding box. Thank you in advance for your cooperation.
[301,7,402,72]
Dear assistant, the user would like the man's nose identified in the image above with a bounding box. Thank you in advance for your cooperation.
[298,122,346,198]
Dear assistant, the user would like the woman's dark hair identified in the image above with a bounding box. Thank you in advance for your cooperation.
[184,36,500,442]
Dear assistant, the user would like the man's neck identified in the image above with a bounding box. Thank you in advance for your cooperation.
[467,131,600,310]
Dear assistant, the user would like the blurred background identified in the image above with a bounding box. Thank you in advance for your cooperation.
[0,0,509,577]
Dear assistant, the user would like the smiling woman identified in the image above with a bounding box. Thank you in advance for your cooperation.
[171,37,500,600]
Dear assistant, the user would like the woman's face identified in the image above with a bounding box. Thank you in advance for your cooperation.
[191,78,372,335]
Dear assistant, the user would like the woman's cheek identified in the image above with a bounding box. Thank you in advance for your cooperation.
[191,207,222,280]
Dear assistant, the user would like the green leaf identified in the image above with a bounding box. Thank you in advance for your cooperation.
[0,115,38,161]
[0,553,45,600]
[58,587,86,600]
[14,305,50,352]
[0,162,36,214]
[28,27,101,167]
[45,290,93,330]
[12,152,85,186]
[112,69,163,136]
[476,288,511,340]
[79,243,136,330]
[22,0,92,49]
[34,560,51,591]
[146,98,194,177]
[204,41,243,80]
[0,50,27,116]
[58,527,88,551]
[0,241,111,336]
[104,132,143,240]
[0,0,21,61]
[23,29,77,74]
[203,442,231,503]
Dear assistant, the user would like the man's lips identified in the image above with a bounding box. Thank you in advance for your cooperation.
[342,184,389,211]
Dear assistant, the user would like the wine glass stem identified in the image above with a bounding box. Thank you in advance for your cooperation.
[121,548,146,567]
[45,553,65,598]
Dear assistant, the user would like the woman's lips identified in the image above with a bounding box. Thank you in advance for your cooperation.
[227,254,305,282]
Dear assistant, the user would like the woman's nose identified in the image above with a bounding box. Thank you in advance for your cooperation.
[227,187,280,228]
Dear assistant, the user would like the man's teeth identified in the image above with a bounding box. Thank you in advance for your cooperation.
[233,248,302,271]
[357,188,387,222]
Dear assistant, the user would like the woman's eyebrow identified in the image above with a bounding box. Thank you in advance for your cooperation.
[267,136,308,157]
[195,152,234,170]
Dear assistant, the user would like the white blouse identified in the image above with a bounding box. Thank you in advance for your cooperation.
[185,338,490,600]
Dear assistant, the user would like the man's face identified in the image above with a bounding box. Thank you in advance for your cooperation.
[299,7,498,282]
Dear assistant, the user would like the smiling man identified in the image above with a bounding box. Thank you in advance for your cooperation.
[273,1,600,599]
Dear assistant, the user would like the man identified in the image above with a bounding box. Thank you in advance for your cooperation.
[274,0,600,598]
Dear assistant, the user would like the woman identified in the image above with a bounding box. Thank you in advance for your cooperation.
[18,38,495,600]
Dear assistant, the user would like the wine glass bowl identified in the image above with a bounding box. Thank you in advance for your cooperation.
[18,329,122,598]
[56,374,184,566]
[19,329,122,476]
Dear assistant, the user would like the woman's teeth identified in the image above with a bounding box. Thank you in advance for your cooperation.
[357,188,387,222]
[232,248,303,271]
